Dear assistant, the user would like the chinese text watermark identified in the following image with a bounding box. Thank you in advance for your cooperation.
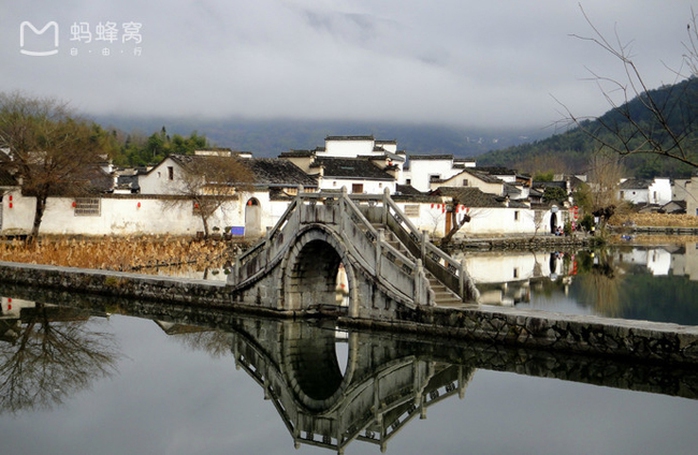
[20,20,143,58]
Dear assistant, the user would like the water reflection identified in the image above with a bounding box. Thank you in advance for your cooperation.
[2,290,697,454]
[453,243,698,325]
[0,298,120,414]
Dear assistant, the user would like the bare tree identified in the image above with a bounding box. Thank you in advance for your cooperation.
[565,5,698,169]
[164,154,254,237]
[0,92,115,242]
[0,304,119,414]
[586,149,626,232]
[440,202,472,247]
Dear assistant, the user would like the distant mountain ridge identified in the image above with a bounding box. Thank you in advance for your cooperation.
[477,78,698,178]
[92,115,547,159]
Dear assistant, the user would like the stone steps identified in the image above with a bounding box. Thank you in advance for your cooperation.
[370,223,464,308]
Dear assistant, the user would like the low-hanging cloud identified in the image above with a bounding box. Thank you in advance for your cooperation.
[1,0,694,129]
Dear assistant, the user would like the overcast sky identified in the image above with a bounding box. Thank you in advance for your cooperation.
[1,1,695,129]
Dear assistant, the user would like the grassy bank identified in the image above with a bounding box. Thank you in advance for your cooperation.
[0,236,246,274]
[610,213,698,228]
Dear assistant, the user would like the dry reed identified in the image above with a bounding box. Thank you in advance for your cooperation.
[610,213,698,228]
[0,235,237,274]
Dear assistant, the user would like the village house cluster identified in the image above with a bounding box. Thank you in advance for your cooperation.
[0,135,697,238]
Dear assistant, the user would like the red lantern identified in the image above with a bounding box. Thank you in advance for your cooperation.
[72,201,77,208]
[137,202,141,208]
[8,202,12,209]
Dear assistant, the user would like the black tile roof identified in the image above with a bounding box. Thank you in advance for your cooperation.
[325,135,374,141]
[313,157,395,180]
[619,178,651,190]
[167,155,317,188]
[248,158,318,187]
[408,154,453,160]
[279,149,314,158]
[474,166,517,175]
[431,186,528,208]
[395,184,425,196]
[0,168,18,186]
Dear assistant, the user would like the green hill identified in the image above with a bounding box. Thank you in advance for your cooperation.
[478,77,698,178]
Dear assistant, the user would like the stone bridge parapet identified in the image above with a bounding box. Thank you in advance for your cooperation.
[227,188,477,318]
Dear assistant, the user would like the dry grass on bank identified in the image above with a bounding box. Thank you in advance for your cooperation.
[610,213,698,228]
[0,236,239,272]
[610,234,698,246]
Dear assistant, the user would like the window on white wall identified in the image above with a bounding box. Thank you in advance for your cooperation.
[404,205,420,217]
[514,210,519,221]
[74,198,101,216]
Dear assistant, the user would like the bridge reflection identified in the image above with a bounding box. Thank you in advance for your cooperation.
[228,319,474,453]
[2,288,698,453]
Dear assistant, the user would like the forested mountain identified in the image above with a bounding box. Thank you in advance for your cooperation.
[94,116,545,165]
[478,77,698,178]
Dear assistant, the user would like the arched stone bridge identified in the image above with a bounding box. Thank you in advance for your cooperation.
[227,317,475,454]
[227,188,480,320]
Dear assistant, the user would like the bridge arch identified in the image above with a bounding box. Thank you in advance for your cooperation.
[280,324,360,412]
[282,226,359,316]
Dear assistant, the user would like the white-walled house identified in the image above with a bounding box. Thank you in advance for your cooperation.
[430,168,505,195]
[0,188,247,236]
[413,187,558,238]
[673,176,698,215]
[0,151,318,238]
[618,178,672,206]
[279,135,406,193]
[404,154,476,193]
[312,157,397,194]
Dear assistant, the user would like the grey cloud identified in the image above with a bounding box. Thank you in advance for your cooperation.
[1,0,695,129]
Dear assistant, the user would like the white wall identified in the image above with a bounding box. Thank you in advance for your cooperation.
[323,139,375,157]
[436,170,504,195]
[619,178,672,205]
[319,179,393,194]
[648,178,672,205]
[620,188,649,205]
[407,158,462,192]
[138,157,188,195]
[688,177,698,216]
[395,201,552,237]
[0,191,272,238]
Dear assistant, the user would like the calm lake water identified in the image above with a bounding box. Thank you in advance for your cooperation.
[1,244,698,455]
[454,243,698,325]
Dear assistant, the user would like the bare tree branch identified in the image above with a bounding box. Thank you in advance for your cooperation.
[564,4,698,170]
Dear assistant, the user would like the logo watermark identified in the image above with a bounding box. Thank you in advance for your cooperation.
[20,21,59,56]
[20,20,143,58]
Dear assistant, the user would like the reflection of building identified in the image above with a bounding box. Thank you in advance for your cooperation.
[616,247,673,275]
[453,251,571,305]
[1,297,107,344]
[667,243,698,281]
[1,296,36,319]
[616,244,698,280]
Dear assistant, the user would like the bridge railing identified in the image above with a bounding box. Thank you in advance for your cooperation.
[232,188,433,308]
[337,191,432,307]
[355,189,479,303]
[232,196,301,287]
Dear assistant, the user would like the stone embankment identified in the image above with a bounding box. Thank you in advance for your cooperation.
[449,233,595,251]
[1,261,697,366]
